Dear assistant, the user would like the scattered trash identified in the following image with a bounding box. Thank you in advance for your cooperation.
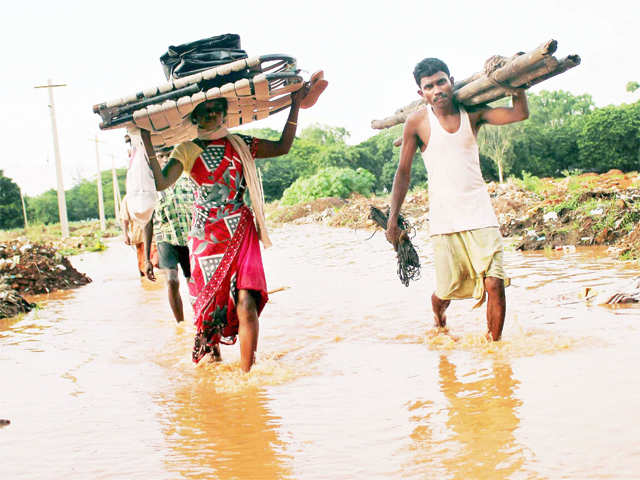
[554,245,577,253]
[543,211,558,222]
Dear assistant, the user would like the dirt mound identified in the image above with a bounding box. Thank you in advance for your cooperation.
[267,197,347,225]
[267,171,640,261]
[0,241,92,296]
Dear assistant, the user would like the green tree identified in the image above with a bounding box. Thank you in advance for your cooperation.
[576,102,640,172]
[24,168,127,225]
[298,123,349,145]
[0,171,24,230]
[526,90,594,127]
[26,189,60,224]
[281,167,376,205]
[478,124,514,183]
[626,81,639,93]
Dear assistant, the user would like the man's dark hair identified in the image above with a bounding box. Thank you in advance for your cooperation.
[413,58,450,86]
[190,98,228,124]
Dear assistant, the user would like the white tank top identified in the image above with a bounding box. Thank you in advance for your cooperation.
[421,106,498,235]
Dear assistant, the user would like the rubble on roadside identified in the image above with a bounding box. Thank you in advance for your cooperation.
[0,241,92,319]
[267,170,640,261]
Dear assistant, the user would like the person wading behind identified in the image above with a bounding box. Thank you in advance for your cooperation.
[385,58,529,341]
[141,85,310,372]
[120,194,157,277]
[143,147,198,326]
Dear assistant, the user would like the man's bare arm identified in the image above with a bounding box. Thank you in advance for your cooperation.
[386,115,420,248]
[142,217,155,281]
[140,130,183,190]
[476,90,529,128]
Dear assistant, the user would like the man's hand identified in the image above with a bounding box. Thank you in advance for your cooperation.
[385,219,402,251]
[145,260,156,282]
[123,234,131,246]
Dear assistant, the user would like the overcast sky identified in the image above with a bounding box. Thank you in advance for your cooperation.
[2,0,638,196]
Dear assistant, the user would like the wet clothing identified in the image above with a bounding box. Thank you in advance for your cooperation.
[432,227,508,306]
[153,175,196,247]
[119,195,145,244]
[421,106,499,236]
[157,242,191,277]
[170,134,268,363]
[421,106,507,304]
[121,194,158,276]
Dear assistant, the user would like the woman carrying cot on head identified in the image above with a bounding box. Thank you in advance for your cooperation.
[141,86,308,372]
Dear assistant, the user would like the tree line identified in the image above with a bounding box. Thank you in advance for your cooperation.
[1,89,638,229]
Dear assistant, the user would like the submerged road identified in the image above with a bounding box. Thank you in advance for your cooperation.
[1,224,639,479]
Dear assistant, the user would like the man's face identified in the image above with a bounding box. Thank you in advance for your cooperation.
[195,100,226,130]
[418,71,455,107]
[157,151,170,167]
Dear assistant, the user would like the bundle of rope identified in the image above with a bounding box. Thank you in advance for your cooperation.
[370,206,421,287]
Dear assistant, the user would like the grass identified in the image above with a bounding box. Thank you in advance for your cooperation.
[0,219,120,255]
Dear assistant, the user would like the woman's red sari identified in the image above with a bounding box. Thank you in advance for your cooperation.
[184,135,268,363]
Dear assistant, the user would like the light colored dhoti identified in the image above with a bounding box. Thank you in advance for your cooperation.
[432,226,509,307]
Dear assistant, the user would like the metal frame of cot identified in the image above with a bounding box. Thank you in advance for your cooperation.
[93,55,304,147]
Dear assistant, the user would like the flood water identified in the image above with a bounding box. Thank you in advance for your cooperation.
[2,224,639,479]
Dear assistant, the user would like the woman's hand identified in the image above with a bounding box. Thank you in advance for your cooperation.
[291,82,310,107]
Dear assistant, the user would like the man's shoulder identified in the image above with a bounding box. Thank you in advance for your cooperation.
[407,105,428,123]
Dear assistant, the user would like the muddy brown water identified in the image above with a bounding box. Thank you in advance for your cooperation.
[1,225,639,479]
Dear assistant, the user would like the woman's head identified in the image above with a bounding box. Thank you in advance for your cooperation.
[190,98,228,130]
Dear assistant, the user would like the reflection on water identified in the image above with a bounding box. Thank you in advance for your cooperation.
[439,356,524,479]
[1,226,639,479]
[405,355,527,479]
[161,383,291,480]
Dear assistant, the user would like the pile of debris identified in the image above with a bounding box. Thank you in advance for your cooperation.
[0,241,92,319]
[267,170,640,261]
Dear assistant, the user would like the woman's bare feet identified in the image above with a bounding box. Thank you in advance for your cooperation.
[209,344,222,362]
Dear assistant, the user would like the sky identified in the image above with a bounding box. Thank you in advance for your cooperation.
[1,0,638,196]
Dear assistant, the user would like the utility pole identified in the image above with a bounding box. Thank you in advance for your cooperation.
[19,186,28,229]
[93,134,106,231]
[110,154,121,219]
[34,79,69,238]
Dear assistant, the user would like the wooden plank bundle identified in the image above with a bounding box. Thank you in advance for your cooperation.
[93,55,303,148]
[371,39,580,130]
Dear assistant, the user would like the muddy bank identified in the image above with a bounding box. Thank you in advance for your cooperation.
[0,241,92,318]
[267,170,640,261]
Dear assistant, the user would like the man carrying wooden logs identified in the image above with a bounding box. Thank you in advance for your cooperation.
[385,58,529,341]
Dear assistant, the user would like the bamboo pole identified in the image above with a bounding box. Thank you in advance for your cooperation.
[454,39,557,100]
[465,56,560,105]
[372,43,579,130]
[521,55,581,87]
[371,56,556,128]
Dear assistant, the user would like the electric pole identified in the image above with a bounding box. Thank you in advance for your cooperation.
[111,154,121,219]
[19,186,28,229]
[93,134,106,231]
[34,79,69,239]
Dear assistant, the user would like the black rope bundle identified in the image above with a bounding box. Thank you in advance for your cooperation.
[370,206,421,287]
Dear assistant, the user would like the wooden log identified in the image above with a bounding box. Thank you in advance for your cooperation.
[467,55,579,106]
[521,54,581,87]
[371,99,422,129]
[370,56,557,129]
[466,56,560,105]
[454,39,557,101]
